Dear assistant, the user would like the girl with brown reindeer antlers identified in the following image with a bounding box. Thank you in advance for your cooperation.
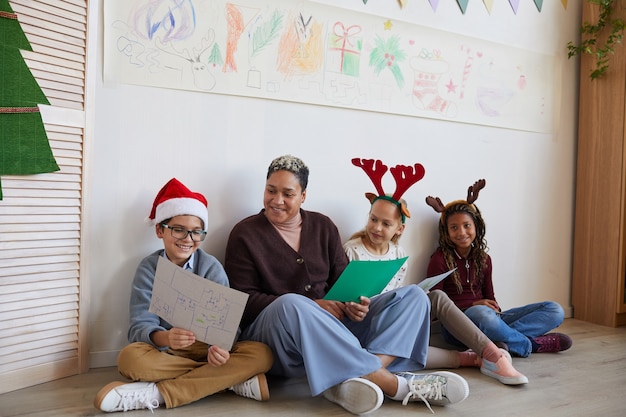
[347,159,527,386]
[426,179,572,358]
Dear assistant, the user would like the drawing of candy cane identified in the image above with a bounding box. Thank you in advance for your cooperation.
[460,47,473,99]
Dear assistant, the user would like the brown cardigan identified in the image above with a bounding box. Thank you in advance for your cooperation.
[225,209,349,329]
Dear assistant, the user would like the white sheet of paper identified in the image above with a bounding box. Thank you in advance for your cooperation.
[149,257,248,350]
[417,268,457,292]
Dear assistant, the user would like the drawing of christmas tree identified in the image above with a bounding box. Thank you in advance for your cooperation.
[208,43,223,68]
[0,0,59,200]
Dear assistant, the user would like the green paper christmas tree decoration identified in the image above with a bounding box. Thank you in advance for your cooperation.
[0,0,59,200]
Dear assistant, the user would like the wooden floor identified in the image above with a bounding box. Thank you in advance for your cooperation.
[1,319,625,417]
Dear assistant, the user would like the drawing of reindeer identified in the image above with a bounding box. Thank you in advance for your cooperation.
[155,29,217,91]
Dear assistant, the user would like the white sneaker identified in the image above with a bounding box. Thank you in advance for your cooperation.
[322,377,383,415]
[395,371,469,413]
[230,374,270,401]
[94,381,161,412]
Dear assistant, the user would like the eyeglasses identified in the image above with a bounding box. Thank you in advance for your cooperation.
[160,224,207,242]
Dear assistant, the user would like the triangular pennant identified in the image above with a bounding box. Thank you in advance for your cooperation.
[508,0,520,14]
[456,0,469,14]
[483,0,494,14]
[428,0,439,12]
[533,0,543,12]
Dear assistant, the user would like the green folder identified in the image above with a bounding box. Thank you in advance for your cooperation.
[324,257,408,302]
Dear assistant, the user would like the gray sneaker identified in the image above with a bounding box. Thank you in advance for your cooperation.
[395,371,469,412]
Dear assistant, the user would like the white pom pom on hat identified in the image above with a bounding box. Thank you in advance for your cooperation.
[147,178,208,229]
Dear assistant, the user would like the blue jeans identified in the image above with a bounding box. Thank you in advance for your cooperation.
[441,301,564,357]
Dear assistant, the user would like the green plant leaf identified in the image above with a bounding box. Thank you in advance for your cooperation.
[567,0,625,79]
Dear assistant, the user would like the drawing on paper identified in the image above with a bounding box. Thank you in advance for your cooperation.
[410,49,458,117]
[151,286,231,331]
[276,11,324,79]
[104,0,557,132]
[149,257,248,350]
[369,34,406,88]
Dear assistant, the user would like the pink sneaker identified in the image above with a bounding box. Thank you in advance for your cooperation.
[480,353,528,385]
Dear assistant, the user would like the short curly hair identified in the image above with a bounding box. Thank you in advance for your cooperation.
[266,155,309,191]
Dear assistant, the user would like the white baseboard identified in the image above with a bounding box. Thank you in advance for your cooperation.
[89,350,120,368]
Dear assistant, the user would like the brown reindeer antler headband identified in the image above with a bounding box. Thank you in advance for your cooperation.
[352,158,426,223]
[425,179,486,223]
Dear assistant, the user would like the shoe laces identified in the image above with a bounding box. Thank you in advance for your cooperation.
[535,333,571,353]
[117,387,160,412]
[231,377,257,400]
[401,374,446,414]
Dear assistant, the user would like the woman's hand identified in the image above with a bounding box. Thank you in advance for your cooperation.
[344,296,370,322]
[473,299,500,312]
[315,296,370,321]
[315,299,346,319]
[207,345,230,366]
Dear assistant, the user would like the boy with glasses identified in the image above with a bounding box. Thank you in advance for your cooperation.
[94,178,273,413]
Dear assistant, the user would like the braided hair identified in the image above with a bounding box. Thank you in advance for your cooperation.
[438,202,489,295]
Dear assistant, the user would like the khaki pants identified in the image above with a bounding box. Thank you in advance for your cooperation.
[117,340,273,408]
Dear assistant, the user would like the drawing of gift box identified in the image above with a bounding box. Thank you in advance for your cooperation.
[327,22,362,76]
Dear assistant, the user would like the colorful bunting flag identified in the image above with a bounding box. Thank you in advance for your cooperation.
[509,0,521,14]
[483,0,494,14]
[358,0,565,13]
[456,0,469,14]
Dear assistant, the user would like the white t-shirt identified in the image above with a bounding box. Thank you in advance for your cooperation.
[343,237,408,293]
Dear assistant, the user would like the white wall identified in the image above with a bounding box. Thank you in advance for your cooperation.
[87,0,582,367]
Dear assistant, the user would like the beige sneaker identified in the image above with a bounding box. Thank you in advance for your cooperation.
[230,374,270,401]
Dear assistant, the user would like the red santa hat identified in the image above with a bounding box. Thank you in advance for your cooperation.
[147,178,208,228]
